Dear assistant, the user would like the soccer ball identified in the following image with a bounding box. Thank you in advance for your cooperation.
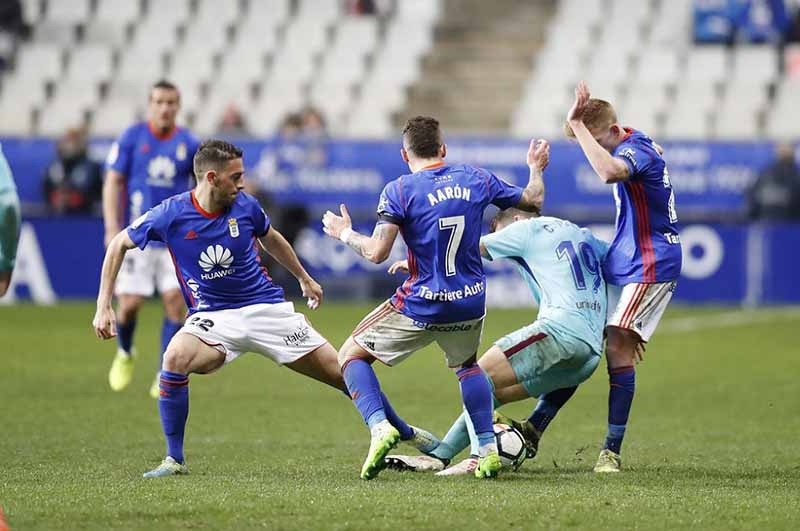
[494,423,527,470]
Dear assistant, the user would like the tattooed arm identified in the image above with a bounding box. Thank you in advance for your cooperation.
[322,204,400,264]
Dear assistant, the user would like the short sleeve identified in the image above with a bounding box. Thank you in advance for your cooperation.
[481,218,532,261]
[613,144,653,180]
[106,126,136,177]
[376,180,404,225]
[481,169,523,210]
[127,200,171,250]
[250,198,271,237]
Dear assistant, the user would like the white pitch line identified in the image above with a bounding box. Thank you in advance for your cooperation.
[659,308,800,334]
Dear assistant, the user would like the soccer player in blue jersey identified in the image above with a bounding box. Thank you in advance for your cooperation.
[93,140,346,477]
[384,208,609,475]
[0,144,21,297]
[322,116,549,479]
[102,80,201,398]
[565,81,682,472]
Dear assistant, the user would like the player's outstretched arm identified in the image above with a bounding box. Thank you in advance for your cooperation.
[517,139,549,212]
[102,169,125,247]
[566,81,629,184]
[322,204,399,264]
[260,227,324,309]
[93,230,136,339]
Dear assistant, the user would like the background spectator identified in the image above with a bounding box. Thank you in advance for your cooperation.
[216,103,249,137]
[43,127,103,215]
[747,142,800,220]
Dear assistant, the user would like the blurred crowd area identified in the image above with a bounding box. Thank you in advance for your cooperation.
[0,0,799,222]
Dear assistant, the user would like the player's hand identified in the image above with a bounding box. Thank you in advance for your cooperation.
[322,204,352,240]
[300,276,323,310]
[387,260,409,275]
[527,139,550,171]
[93,305,117,340]
[566,80,590,124]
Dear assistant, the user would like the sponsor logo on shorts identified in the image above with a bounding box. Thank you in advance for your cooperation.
[412,321,474,332]
[284,325,310,346]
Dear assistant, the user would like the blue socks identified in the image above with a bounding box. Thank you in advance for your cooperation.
[529,385,578,434]
[158,370,189,464]
[456,364,495,450]
[381,392,413,440]
[116,319,136,355]
[604,366,635,454]
[342,359,386,429]
[160,318,182,367]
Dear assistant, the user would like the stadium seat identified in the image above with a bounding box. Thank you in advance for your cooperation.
[84,0,141,46]
[91,99,140,137]
[685,47,730,84]
[13,43,63,84]
[34,0,90,45]
[64,45,114,84]
[731,46,778,85]
[38,99,88,137]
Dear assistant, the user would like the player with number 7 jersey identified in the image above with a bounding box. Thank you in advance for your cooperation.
[322,116,549,480]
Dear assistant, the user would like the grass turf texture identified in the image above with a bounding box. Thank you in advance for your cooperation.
[1,302,799,530]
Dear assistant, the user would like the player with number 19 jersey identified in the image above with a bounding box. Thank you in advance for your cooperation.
[377,162,522,324]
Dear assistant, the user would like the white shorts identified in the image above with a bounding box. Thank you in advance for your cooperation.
[115,246,180,297]
[606,281,677,342]
[351,301,484,368]
[180,302,327,365]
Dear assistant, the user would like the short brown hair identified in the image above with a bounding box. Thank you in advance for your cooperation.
[150,79,179,100]
[402,116,442,158]
[564,98,618,138]
[489,207,539,233]
[193,140,243,178]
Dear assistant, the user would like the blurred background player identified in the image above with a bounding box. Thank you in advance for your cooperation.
[93,140,345,477]
[322,117,548,480]
[102,80,200,397]
[386,207,609,475]
[0,142,20,297]
[565,81,682,473]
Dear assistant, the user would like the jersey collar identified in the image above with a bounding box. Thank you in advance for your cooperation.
[191,190,223,219]
[621,127,635,141]
[147,121,178,141]
[420,161,446,171]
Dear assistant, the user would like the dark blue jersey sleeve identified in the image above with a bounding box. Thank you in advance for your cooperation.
[246,194,271,237]
[480,168,523,210]
[106,125,137,177]
[127,199,172,249]
[377,179,404,225]
[614,143,654,181]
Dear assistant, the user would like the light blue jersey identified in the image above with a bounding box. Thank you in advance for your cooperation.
[481,216,609,355]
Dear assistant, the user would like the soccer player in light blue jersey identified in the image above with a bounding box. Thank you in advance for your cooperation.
[566,81,682,472]
[385,208,610,475]
[103,80,201,398]
[93,141,347,478]
[322,116,549,479]
[0,143,21,297]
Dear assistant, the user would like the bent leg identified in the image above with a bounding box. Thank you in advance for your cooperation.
[286,342,346,391]
[157,333,226,464]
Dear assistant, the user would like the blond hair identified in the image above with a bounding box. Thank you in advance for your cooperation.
[564,98,618,138]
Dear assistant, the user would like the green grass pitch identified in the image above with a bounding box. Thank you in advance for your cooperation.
[1,301,799,530]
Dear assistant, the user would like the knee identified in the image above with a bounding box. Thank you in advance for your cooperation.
[338,338,363,368]
[162,346,192,374]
